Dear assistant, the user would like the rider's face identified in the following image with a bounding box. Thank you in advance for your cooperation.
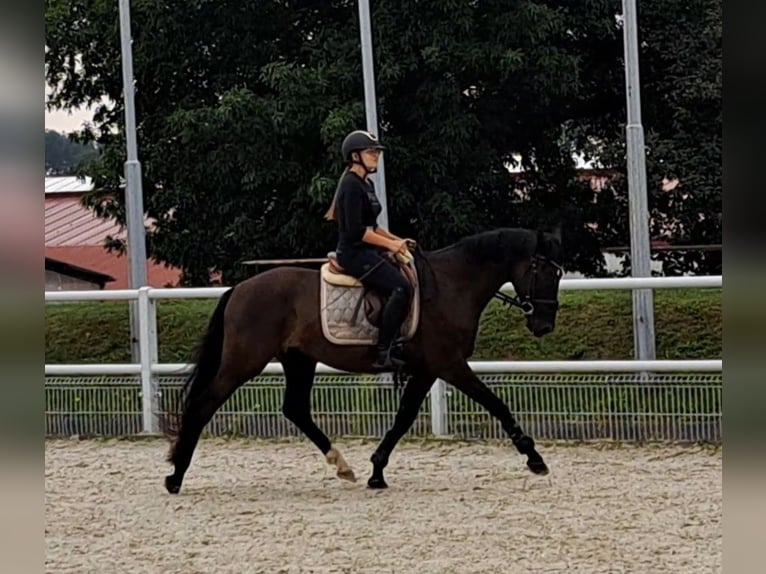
[360,148,381,169]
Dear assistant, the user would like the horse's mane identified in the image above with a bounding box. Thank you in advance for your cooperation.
[433,227,538,265]
[412,243,438,302]
[414,228,548,302]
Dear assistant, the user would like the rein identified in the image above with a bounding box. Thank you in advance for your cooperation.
[493,291,536,315]
[492,255,562,316]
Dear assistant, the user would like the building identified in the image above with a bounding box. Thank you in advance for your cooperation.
[45,176,182,290]
[45,257,115,290]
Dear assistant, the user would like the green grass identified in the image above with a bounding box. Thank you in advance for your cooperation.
[475,288,722,361]
[45,288,721,364]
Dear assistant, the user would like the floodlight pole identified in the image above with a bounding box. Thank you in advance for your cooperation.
[622,0,656,361]
[119,0,149,363]
[357,0,389,229]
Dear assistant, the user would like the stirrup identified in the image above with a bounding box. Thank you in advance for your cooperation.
[372,345,405,369]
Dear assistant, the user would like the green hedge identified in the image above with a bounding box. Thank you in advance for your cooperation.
[45,288,721,364]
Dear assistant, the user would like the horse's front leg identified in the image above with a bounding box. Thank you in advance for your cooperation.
[440,360,548,475]
[367,373,435,489]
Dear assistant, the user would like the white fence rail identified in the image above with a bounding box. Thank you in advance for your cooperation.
[43,275,723,303]
[45,275,722,436]
[44,359,723,377]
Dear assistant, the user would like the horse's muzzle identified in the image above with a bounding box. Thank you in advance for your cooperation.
[532,324,553,338]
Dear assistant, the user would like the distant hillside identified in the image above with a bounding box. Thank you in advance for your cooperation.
[45,129,100,175]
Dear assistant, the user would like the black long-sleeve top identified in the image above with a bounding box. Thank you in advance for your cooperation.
[335,171,382,253]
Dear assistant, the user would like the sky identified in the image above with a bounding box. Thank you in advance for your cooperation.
[45,105,94,133]
[45,77,96,133]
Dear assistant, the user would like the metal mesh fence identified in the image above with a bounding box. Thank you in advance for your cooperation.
[45,373,721,442]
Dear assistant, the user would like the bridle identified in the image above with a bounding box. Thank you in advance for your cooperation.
[493,255,563,316]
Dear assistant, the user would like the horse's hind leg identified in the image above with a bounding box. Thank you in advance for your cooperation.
[166,352,272,494]
[280,348,355,482]
[165,368,246,494]
[441,361,548,475]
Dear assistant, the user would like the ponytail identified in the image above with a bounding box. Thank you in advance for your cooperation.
[324,167,349,221]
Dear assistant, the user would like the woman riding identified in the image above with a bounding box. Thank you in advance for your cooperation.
[324,130,414,369]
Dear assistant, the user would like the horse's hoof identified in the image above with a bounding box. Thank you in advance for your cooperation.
[527,459,549,476]
[165,475,182,494]
[337,468,357,483]
[367,476,388,489]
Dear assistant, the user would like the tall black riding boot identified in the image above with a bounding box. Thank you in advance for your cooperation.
[372,286,410,369]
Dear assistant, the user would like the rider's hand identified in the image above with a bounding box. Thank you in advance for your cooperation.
[404,238,417,248]
[388,239,408,253]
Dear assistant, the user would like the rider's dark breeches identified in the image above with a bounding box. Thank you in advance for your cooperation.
[336,248,412,348]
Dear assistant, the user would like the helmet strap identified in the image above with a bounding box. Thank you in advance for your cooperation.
[350,152,377,175]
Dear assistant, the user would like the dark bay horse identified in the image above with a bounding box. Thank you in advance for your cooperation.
[163,226,563,493]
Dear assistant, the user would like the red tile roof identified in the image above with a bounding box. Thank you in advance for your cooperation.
[45,194,126,246]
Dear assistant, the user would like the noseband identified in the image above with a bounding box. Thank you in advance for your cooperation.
[493,255,563,315]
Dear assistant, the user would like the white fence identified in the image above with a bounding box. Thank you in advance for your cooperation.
[45,275,722,437]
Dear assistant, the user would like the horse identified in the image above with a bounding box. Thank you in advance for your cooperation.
[162,226,564,493]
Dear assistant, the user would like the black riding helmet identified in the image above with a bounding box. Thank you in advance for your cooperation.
[341,130,385,167]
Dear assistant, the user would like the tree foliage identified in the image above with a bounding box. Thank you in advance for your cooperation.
[45,0,722,284]
[637,0,722,274]
[593,0,722,274]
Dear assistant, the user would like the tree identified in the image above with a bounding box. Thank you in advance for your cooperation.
[583,0,722,275]
[47,1,363,283]
[45,0,721,284]
[639,0,722,274]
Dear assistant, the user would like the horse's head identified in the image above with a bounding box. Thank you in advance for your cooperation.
[509,228,563,338]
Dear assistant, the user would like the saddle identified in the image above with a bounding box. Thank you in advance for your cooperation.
[319,250,420,346]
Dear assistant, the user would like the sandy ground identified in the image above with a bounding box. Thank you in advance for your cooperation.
[45,438,721,574]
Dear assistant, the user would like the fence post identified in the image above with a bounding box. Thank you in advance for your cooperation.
[138,287,160,433]
[430,378,449,436]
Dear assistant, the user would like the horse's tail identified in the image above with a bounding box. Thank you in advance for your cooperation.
[161,287,234,442]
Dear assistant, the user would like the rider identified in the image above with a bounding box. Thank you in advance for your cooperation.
[324,130,413,369]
